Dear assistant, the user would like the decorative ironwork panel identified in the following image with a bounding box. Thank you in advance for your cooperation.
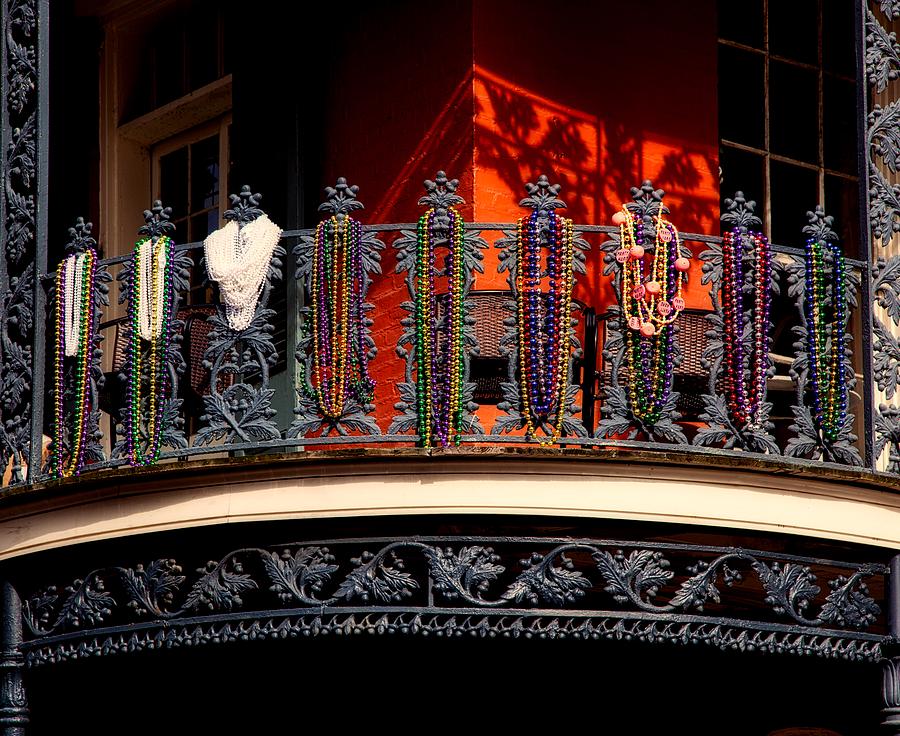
[290,178,383,437]
[596,181,690,443]
[192,186,284,447]
[47,220,111,471]
[694,192,779,453]
[867,1,900,471]
[18,535,890,666]
[0,0,44,484]
[782,207,862,465]
[112,203,191,457]
[389,172,486,440]
[490,175,588,440]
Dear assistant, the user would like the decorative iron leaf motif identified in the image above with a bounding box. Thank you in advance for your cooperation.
[184,558,257,612]
[53,575,115,630]
[392,172,487,441]
[291,179,384,437]
[490,175,589,442]
[869,163,900,241]
[670,558,744,612]
[261,546,338,605]
[593,549,673,608]
[869,102,900,174]
[819,569,882,630]
[334,549,418,603]
[501,550,591,606]
[866,9,900,94]
[752,560,820,620]
[120,559,185,617]
[875,404,900,472]
[424,546,505,603]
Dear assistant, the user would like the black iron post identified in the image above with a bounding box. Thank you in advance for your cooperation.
[883,555,900,733]
[0,582,27,735]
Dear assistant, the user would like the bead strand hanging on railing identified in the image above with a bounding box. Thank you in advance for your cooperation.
[390,172,486,445]
[597,181,690,444]
[192,186,284,447]
[695,192,779,453]
[112,202,190,462]
[492,175,588,442]
[291,178,383,438]
[784,206,861,465]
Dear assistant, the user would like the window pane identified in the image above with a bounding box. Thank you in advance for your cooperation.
[769,0,818,65]
[770,161,818,247]
[159,147,188,219]
[770,61,818,164]
[719,145,765,224]
[823,0,857,77]
[190,135,220,212]
[824,76,858,176]
[719,0,764,48]
[718,45,765,148]
[191,211,220,242]
[173,219,189,247]
[825,174,860,258]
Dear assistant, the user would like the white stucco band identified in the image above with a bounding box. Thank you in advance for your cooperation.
[2,458,900,558]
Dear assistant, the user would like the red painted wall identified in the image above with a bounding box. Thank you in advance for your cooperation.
[321,0,720,434]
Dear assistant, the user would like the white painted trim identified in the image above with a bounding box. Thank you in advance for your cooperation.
[1,461,899,558]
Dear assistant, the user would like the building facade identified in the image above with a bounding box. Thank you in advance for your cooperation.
[0,0,899,733]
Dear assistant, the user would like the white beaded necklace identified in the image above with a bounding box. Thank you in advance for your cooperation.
[63,252,87,357]
[204,214,282,331]
[137,237,168,341]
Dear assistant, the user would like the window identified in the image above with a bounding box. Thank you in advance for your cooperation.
[717,0,860,253]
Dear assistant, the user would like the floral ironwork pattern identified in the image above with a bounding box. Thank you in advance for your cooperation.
[490,175,589,440]
[0,0,39,483]
[389,172,486,438]
[290,178,383,437]
[193,186,284,446]
[111,202,191,457]
[596,181,691,443]
[20,536,888,666]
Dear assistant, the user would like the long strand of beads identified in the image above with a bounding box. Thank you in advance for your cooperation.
[52,247,97,479]
[804,236,848,442]
[127,235,174,467]
[516,209,575,445]
[414,207,466,447]
[721,228,772,428]
[613,207,689,424]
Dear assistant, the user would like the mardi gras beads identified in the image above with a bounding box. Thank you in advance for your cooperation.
[515,209,575,445]
[721,228,772,428]
[613,207,689,424]
[126,235,176,467]
[51,248,98,478]
[310,216,376,419]
[415,207,466,447]
[804,236,848,442]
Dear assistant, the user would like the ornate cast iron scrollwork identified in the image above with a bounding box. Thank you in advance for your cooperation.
[695,192,779,453]
[290,178,383,437]
[192,186,284,446]
[597,181,690,443]
[19,536,888,667]
[490,175,589,440]
[390,172,487,439]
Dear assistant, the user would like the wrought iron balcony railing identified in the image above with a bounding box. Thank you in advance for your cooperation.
[12,170,888,487]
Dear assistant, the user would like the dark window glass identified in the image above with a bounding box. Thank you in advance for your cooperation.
[769,61,818,163]
[190,135,220,212]
[191,212,219,241]
[719,145,766,219]
[824,76,858,176]
[160,147,188,218]
[154,28,185,106]
[770,161,817,247]
[719,0,764,48]
[825,174,860,257]
[718,45,765,148]
[769,0,818,65]
[823,0,857,77]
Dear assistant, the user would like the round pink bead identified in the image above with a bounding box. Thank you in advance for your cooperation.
[612,211,628,226]
[640,322,656,337]
[645,280,661,296]
[628,316,641,330]
[629,245,645,260]
[675,257,690,272]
